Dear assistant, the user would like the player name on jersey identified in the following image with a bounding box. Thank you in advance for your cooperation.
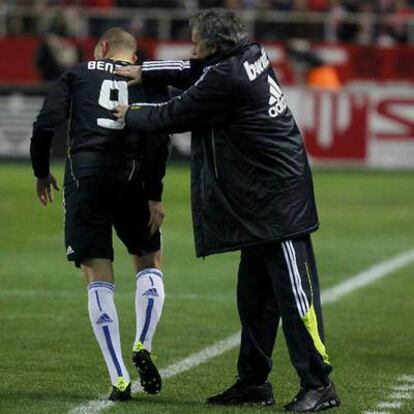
[87,60,122,73]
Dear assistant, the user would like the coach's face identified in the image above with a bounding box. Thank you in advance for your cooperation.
[191,29,217,59]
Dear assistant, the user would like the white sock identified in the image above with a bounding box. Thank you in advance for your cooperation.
[134,268,165,352]
[87,281,130,386]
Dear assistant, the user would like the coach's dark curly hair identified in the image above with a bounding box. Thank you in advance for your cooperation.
[189,8,248,53]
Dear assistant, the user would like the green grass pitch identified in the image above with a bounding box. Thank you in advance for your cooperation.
[0,162,413,414]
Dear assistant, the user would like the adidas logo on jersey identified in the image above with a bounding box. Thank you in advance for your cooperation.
[96,313,113,324]
[66,245,75,256]
[142,288,159,297]
[267,76,287,118]
[243,48,270,81]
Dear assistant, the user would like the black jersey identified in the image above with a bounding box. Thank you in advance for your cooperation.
[30,59,170,200]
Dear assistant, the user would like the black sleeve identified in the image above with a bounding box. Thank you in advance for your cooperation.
[126,63,232,134]
[130,82,171,201]
[143,132,171,201]
[30,71,71,178]
[141,59,204,90]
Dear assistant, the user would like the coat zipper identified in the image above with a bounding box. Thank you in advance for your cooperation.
[128,159,136,181]
[211,128,219,178]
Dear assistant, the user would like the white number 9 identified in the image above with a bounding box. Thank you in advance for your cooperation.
[97,79,128,130]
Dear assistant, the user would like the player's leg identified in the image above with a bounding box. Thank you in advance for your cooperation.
[207,245,277,406]
[127,251,164,394]
[82,259,131,400]
[113,181,164,394]
[131,251,165,354]
[262,236,340,412]
[64,177,131,400]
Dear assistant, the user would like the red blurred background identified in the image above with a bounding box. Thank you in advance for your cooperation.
[0,1,413,168]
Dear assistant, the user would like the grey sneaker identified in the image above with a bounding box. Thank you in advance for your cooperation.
[207,380,275,406]
[284,382,340,412]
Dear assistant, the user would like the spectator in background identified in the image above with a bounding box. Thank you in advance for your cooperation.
[286,39,342,90]
[307,0,330,11]
[82,0,116,36]
[116,0,181,7]
[331,0,364,42]
[5,0,40,35]
[377,0,413,44]
[35,32,83,81]
[356,0,377,44]
[35,8,83,81]
[260,0,294,10]
[84,0,114,6]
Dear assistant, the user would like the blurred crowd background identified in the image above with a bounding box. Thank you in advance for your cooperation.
[0,2,412,170]
[0,0,412,84]
[1,0,413,44]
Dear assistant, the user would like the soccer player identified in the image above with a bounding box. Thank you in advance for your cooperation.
[30,28,169,401]
[114,8,341,413]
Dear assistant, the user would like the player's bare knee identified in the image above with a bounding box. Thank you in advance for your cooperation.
[81,258,114,284]
[132,251,162,272]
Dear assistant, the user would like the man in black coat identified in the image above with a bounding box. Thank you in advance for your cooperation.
[114,8,341,412]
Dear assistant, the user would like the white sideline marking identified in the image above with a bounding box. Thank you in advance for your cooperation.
[363,411,392,414]
[388,392,412,400]
[144,332,241,391]
[363,374,414,414]
[392,384,414,392]
[321,248,414,304]
[377,401,403,409]
[69,333,241,414]
[69,248,414,414]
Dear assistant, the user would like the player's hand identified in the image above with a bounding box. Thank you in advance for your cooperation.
[148,200,165,235]
[36,173,60,206]
[114,105,129,122]
[114,65,142,86]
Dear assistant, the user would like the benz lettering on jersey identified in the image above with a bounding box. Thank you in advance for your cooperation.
[87,60,125,73]
[243,48,270,81]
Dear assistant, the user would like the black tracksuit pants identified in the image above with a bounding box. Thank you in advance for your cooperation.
[237,235,332,389]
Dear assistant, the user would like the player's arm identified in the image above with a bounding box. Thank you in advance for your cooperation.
[115,59,204,90]
[137,84,171,234]
[143,132,170,202]
[142,59,205,90]
[30,72,71,205]
[144,132,171,235]
[116,63,231,134]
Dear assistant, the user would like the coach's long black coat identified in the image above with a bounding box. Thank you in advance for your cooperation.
[125,41,319,257]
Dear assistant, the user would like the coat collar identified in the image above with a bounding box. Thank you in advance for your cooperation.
[203,39,250,66]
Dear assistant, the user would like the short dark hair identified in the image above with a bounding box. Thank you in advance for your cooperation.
[189,8,248,53]
[99,27,137,54]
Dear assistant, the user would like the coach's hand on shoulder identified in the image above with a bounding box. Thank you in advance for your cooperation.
[114,105,129,123]
[148,200,165,235]
[36,173,60,206]
[114,65,142,86]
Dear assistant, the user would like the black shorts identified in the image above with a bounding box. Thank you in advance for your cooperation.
[64,177,161,267]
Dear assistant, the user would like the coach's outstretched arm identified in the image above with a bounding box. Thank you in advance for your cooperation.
[115,59,202,90]
[115,62,231,134]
